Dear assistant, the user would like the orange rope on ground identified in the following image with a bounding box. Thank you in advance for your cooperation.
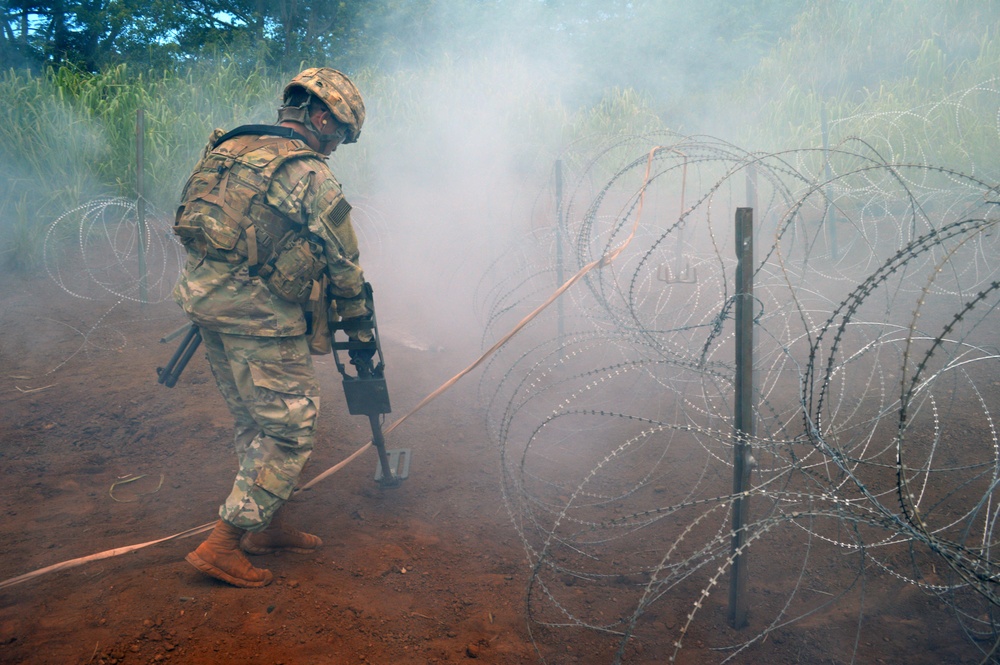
[0,523,214,590]
[0,145,683,590]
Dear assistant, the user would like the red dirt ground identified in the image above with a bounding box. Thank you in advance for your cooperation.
[0,268,993,665]
[0,269,539,665]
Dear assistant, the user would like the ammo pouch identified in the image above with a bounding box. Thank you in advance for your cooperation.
[262,233,326,303]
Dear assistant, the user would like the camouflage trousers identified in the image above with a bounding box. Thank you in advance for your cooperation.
[200,329,319,531]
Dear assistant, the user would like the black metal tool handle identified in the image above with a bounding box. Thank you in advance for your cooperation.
[157,325,202,388]
[331,285,384,378]
[369,413,400,487]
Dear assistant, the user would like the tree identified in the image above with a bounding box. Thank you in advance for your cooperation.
[1,0,188,70]
[0,1,352,71]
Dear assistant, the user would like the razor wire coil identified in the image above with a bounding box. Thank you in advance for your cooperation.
[480,104,1000,663]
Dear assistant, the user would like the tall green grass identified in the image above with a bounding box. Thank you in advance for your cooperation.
[735,0,1000,179]
[0,67,110,271]
[0,57,669,274]
[0,60,285,272]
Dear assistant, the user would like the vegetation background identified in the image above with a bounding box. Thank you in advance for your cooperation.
[1,0,999,272]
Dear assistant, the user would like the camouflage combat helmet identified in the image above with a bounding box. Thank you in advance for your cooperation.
[282,67,365,144]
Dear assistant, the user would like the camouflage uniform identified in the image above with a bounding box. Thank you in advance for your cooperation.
[173,130,366,531]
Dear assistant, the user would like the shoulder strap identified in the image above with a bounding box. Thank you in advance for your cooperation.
[213,124,311,148]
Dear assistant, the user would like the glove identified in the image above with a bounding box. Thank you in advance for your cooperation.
[335,283,374,341]
[335,282,374,318]
[340,313,373,342]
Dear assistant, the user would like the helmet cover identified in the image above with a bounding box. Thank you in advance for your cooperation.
[283,67,365,143]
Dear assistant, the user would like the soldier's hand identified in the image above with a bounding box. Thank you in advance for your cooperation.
[340,314,373,342]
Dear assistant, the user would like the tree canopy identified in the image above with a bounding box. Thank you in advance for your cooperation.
[1,0,801,99]
[1,0,391,71]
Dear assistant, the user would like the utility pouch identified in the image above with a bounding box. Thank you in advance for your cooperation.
[172,205,205,250]
[305,277,332,355]
[265,234,326,303]
[188,209,240,251]
[173,201,241,262]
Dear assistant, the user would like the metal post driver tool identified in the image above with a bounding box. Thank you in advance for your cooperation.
[330,308,410,488]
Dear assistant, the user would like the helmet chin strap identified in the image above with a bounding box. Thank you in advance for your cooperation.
[314,118,341,151]
[277,95,335,149]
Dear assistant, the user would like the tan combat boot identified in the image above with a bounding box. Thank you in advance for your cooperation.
[185,520,273,587]
[240,508,323,555]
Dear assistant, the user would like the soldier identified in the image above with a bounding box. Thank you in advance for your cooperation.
[172,68,372,587]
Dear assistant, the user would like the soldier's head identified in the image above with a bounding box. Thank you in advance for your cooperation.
[278,68,365,155]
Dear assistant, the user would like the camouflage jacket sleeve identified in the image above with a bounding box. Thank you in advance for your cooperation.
[266,156,368,319]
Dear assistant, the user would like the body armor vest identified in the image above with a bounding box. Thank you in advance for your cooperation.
[173,129,326,303]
